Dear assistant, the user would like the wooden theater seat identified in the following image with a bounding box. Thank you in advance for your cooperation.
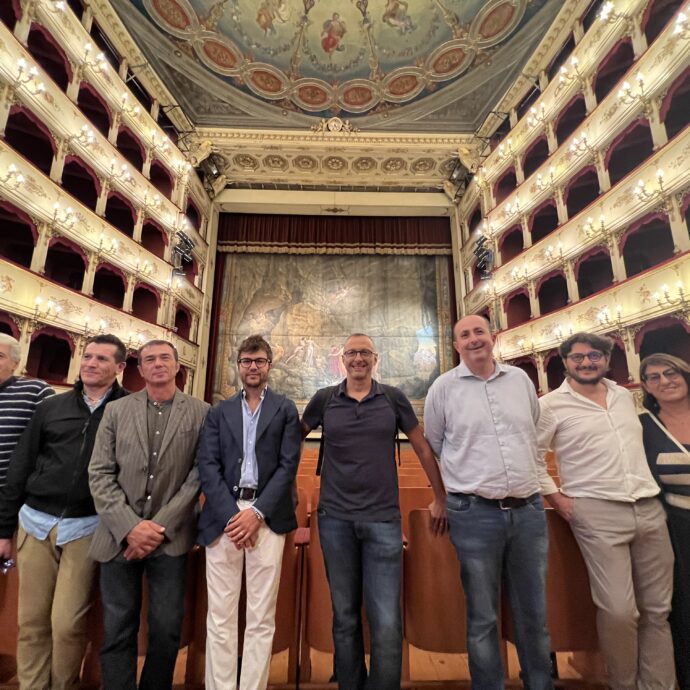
[403,509,467,655]
[501,509,601,683]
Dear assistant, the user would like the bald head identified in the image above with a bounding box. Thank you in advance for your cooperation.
[453,314,492,341]
[453,314,495,377]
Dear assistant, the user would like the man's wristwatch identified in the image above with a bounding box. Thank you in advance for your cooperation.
[251,506,264,522]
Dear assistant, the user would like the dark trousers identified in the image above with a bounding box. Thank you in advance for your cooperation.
[667,505,690,690]
[100,554,187,690]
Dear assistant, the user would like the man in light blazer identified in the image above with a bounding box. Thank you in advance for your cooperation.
[197,334,301,690]
[89,339,209,690]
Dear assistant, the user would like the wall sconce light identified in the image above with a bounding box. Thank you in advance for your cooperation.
[544,241,564,262]
[120,93,141,117]
[598,304,623,326]
[150,131,171,156]
[134,257,153,278]
[675,11,689,38]
[474,167,489,192]
[558,57,585,89]
[143,191,162,212]
[654,281,687,307]
[15,58,46,95]
[126,332,145,350]
[42,0,66,12]
[97,233,119,258]
[569,132,596,157]
[0,164,25,188]
[83,316,107,336]
[497,138,517,162]
[633,168,666,204]
[618,73,652,115]
[32,296,62,327]
[535,166,556,192]
[504,196,522,219]
[108,158,133,184]
[52,202,76,229]
[527,104,547,130]
[598,1,626,23]
[69,124,96,147]
[582,214,607,238]
[83,43,108,72]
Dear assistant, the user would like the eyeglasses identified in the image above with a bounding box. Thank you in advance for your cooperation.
[566,351,605,364]
[238,358,271,368]
[343,349,377,360]
[642,369,683,385]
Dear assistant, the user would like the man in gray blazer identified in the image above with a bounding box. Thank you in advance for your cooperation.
[89,339,209,690]
[197,334,301,690]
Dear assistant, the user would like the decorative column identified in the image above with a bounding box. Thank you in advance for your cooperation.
[142,149,153,179]
[107,111,122,146]
[528,280,540,319]
[30,223,52,273]
[564,260,580,303]
[554,188,568,226]
[95,178,111,216]
[535,353,548,395]
[81,5,94,32]
[545,122,558,154]
[629,19,647,58]
[66,344,83,383]
[520,216,532,249]
[133,208,145,242]
[647,100,668,151]
[14,1,36,45]
[620,327,640,382]
[65,65,86,102]
[123,276,135,313]
[594,152,611,193]
[582,78,597,114]
[667,200,690,253]
[49,138,68,184]
[608,236,627,283]
[515,156,525,185]
[16,319,32,376]
[82,254,99,296]
[0,84,15,136]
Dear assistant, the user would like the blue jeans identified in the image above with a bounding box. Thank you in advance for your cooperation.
[447,493,553,690]
[317,510,403,690]
[100,554,187,690]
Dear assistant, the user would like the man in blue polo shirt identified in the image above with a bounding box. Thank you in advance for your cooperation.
[302,332,447,690]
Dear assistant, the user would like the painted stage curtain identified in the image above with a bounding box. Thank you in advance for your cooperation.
[217,213,452,255]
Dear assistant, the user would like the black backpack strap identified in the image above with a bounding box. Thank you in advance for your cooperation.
[380,384,403,466]
[314,386,337,476]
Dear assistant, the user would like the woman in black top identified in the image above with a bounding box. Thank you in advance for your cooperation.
[639,353,690,690]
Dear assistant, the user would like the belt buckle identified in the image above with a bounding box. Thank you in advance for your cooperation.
[498,498,512,510]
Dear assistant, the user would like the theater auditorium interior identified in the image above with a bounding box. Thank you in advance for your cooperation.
[0,0,689,687]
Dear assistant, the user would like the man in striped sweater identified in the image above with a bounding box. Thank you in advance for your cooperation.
[0,333,54,488]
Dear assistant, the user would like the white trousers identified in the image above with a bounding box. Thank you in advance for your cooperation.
[204,501,286,690]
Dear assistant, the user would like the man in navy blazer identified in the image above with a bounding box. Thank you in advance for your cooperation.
[197,334,301,690]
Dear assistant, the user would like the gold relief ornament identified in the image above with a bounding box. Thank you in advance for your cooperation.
[0,276,14,294]
[311,117,359,134]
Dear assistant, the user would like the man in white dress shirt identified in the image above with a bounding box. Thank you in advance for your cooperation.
[424,314,553,690]
[537,331,674,690]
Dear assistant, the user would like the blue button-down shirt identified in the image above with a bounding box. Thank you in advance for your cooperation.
[239,387,266,489]
[17,389,111,545]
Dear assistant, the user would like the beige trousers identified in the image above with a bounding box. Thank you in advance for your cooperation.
[204,502,286,690]
[570,496,675,690]
[16,525,97,690]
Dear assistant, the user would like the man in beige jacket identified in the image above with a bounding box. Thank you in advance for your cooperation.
[89,339,209,690]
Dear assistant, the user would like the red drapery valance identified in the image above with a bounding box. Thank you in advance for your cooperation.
[217,213,452,255]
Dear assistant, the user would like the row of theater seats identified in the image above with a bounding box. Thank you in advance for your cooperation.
[0,456,597,688]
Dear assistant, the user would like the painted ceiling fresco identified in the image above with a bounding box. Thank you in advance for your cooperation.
[120,0,558,125]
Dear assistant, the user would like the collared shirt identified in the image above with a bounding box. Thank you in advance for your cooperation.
[18,391,109,545]
[142,397,173,517]
[18,503,99,545]
[423,360,541,499]
[240,387,266,489]
[302,379,418,521]
[536,378,660,501]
